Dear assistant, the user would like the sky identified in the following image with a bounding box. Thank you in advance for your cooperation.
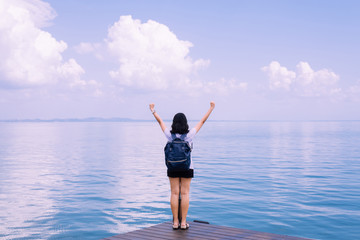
[0,0,359,121]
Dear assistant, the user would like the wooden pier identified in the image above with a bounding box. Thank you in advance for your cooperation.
[102,221,313,240]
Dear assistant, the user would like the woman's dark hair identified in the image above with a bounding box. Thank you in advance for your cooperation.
[171,113,189,134]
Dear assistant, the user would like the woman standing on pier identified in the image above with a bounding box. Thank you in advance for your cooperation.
[149,102,215,230]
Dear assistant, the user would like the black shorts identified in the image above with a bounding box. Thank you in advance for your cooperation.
[167,169,194,178]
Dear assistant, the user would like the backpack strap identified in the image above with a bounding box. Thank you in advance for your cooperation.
[171,133,187,141]
[179,134,187,141]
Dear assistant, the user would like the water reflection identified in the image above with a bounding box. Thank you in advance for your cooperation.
[190,121,360,240]
[0,121,359,240]
[0,122,171,239]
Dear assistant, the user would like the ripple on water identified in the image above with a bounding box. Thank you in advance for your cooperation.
[0,121,359,240]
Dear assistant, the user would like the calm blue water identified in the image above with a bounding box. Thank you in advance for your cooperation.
[0,121,359,240]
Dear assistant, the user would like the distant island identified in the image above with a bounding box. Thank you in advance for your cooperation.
[0,117,152,123]
[1,119,357,123]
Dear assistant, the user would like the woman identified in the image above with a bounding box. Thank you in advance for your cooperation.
[149,101,215,230]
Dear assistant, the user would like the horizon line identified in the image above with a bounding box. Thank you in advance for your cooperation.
[0,117,360,123]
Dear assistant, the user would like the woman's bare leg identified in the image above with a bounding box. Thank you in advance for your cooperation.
[180,177,191,227]
[169,177,180,227]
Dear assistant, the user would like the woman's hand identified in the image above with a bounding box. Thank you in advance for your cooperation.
[194,101,215,133]
[149,103,166,131]
[149,103,155,112]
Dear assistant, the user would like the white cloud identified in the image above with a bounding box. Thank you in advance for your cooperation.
[0,0,84,88]
[295,62,340,97]
[73,15,246,96]
[57,58,86,87]
[261,61,296,91]
[262,61,340,97]
[105,15,210,91]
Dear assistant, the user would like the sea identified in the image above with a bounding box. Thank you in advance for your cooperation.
[0,121,359,240]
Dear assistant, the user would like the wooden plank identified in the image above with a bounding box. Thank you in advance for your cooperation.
[101,221,313,240]
[105,222,306,240]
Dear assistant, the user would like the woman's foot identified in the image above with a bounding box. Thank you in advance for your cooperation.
[180,223,189,230]
[172,222,180,230]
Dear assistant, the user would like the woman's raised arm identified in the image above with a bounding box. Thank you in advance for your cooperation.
[149,103,167,132]
[194,101,215,133]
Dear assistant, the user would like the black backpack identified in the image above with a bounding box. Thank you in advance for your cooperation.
[164,133,191,171]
